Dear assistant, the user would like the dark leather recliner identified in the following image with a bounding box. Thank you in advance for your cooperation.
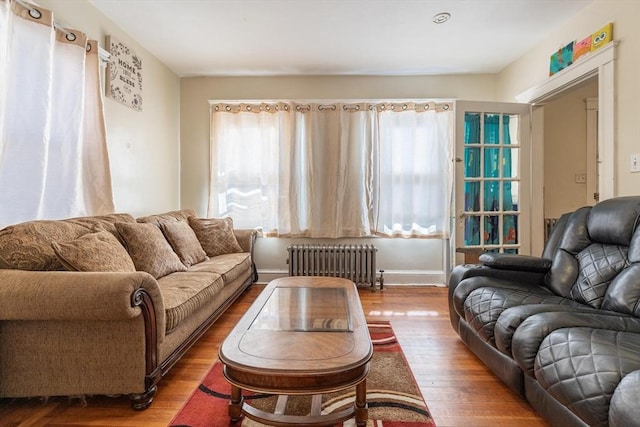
[448,196,640,427]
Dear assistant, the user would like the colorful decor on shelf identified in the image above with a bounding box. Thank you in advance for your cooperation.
[549,41,574,76]
[573,35,592,62]
[549,22,613,77]
[591,22,613,52]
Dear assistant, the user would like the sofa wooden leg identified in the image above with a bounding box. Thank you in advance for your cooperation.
[130,385,157,410]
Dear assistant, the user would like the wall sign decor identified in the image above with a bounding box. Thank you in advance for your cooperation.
[105,35,143,111]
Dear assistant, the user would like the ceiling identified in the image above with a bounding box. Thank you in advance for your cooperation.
[89,0,593,78]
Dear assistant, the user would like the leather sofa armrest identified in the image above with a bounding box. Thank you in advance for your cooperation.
[479,253,551,273]
[0,270,165,341]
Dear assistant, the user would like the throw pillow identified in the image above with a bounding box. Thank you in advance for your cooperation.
[51,230,136,272]
[188,217,243,257]
[115,222,187,279]
[160,220,208,267]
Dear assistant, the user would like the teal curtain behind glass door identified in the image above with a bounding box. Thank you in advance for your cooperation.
[463,113,516,250]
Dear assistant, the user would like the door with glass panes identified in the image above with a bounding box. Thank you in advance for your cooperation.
[454,101,531,264]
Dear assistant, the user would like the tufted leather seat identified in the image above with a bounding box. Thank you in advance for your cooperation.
[448,196,640,427]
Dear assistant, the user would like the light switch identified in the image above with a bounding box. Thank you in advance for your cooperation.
[631,154,640,173]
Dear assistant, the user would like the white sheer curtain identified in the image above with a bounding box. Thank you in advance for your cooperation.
[209,102,294,236]
[291,103,375,237]
[0,0,114,228]
[375,102,454,238]
[209,100,453,238]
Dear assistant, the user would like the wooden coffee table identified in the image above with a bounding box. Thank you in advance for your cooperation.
[218,276,373,426]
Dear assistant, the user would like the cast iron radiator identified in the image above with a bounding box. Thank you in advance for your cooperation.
[286,244,383,289]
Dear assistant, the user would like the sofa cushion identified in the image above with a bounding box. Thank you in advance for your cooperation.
[159,220,208,267]
[115,222,187,279]
[51,231,136,272]
[463,285,566,346]
[188,253,251,283]
[66,213,136,245]
[535,328,640,427]
[0,213,135,271]
[568,243,630,309]
[188,217,243,257]
[157,271,225,331]
[137,209,197,226]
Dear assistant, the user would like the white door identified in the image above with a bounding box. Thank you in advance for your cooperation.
[454,101,531,265]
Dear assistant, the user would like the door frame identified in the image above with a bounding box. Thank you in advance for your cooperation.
[517,42,616,255]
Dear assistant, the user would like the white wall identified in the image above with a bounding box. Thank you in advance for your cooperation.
[180,74,498,284]
[39,0,182,217]
[497,0,640,197]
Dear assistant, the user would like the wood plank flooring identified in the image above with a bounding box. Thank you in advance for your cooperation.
[0,285,548,427]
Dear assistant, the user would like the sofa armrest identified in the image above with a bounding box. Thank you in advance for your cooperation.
[0,270,165,335]
[234,228,257,253]
[234,228,258,282]
[479,253,551,273]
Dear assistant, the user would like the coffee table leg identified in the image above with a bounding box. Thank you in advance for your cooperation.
[355,379,368,427]
[229,385,243,422]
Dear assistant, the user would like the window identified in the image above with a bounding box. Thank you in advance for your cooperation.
[209,101,453,238]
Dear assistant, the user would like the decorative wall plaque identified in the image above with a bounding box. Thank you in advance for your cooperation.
[105,36,142,111]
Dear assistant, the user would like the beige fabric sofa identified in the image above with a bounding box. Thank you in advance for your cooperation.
[0,209,257,409]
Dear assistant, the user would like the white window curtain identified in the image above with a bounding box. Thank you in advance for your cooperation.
[209,102,294,236]
[209,100,453,239]
[0,0,114,228]
[291,103,375,237]
[375,102,453,238]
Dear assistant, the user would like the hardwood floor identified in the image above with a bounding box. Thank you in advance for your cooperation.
[0,285,548,427]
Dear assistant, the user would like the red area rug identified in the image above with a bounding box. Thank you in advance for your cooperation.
[170,322,436,426]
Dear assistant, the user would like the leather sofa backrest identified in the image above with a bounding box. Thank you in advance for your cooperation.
[541,212,571,260]
[602,215,640,316]
[588,196,640,245]
[545,196,640,312]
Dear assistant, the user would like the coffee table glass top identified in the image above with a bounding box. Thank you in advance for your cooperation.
[250,286,352,332]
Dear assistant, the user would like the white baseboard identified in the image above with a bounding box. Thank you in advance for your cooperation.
[255,269,445,286]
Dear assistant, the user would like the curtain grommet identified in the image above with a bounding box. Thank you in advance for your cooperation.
[66,32,77,42]
[28,8,42,19]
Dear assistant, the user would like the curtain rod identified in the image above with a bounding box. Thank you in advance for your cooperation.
[14,0,110,63]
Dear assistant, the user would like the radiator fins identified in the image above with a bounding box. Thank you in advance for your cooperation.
[286,244,382,289]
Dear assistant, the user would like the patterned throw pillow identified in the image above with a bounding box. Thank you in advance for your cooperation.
[188,217,243,257]
[115,222,187,279]
[160,220,208,267]
[51,231,136,272]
